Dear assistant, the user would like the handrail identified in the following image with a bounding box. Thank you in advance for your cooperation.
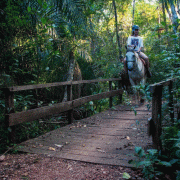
[3,78,122,134]
[149,78,177,93]
[4,78,121,92]
[149,77,178,150]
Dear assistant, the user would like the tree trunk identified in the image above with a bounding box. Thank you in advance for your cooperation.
[165,1,172,22]
[73,61,82,99]
[62,51,75,102]
[112,0,122,61]
[177,0,180,15]
[169,0,179,34]
[132,0,135,25]
[161,0,168,33]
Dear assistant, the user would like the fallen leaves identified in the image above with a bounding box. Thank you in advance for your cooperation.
[0,155,5,162]
[54,144,63,148]
[96,147,106,153]
[0,154,146,180]
[97,149,106,153]
[126,136,130,140]
[67,164,73,171]
[69,122,87,130]
[48,147,56,151]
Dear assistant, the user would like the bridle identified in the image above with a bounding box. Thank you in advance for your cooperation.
[126,51,144,72]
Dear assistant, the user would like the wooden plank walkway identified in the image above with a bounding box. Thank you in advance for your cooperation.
[17,103,152,167]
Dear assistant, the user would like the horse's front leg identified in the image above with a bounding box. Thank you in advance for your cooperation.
[129,78,138,104]
[140,77,146,86]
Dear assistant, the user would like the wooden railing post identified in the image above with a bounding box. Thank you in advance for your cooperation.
[169,80,174,123]
[4,88,16,143]
[118,80,122,104]
[152,86,162,151]
[109,81,112,108]
[67,84,73,124]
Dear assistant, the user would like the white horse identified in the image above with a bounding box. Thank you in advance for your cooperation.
[126,48,146,103]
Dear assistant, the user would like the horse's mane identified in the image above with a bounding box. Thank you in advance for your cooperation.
[126,49,140,61]
[126,48,135,53]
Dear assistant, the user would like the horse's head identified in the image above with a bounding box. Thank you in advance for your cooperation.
[126,50,136,71]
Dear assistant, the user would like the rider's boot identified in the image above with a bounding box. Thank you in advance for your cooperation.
[146,67,152,78]
[144,60,152,78]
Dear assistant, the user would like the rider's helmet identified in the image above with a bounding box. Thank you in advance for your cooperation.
[132,25,139,32]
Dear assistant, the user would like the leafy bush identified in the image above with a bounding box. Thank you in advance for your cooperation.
[129,147,177,179]
[162,121,180,159]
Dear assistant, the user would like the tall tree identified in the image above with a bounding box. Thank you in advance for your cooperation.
[161,0,168,32]
[162,0,179,33]
[132,0,136,25]
[178,0,180,15]
[168,0,179,33]
[112,0,122,61]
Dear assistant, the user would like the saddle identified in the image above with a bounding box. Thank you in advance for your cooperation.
[134,51,152,78]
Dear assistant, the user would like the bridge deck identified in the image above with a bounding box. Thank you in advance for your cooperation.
[17,103,152,167]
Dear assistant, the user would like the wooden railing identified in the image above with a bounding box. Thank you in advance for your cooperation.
[3,78,123,130]
[149,78,178,150]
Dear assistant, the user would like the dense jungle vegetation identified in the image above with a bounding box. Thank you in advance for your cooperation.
[0,0,180,179]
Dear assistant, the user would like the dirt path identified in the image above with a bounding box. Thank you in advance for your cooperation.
[0,153,145,180]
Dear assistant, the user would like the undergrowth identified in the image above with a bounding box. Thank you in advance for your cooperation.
[128,79,180,180]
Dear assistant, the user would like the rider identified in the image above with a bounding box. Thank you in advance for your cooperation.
[124,25,151,78]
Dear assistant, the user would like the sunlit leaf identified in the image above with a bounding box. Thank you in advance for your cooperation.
[43,2,48,9]
[27,6,31,12]
[38,0,42,5]
[135,147,145,157]
[123,172,131,179]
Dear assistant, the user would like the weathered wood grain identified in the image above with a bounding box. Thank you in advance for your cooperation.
[16,103,152,167]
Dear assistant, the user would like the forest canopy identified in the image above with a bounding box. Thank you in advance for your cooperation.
[0,0,179,86]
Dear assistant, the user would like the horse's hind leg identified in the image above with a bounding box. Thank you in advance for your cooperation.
[140,78,146,104]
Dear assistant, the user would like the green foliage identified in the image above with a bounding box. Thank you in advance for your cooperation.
[162,122,180,158]
[14,94,35,112]
[130,118,180,180]
[129,147,172,179]
[133,1,159,33]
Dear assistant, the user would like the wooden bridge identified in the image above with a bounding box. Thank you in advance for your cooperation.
[2,78,179,166]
